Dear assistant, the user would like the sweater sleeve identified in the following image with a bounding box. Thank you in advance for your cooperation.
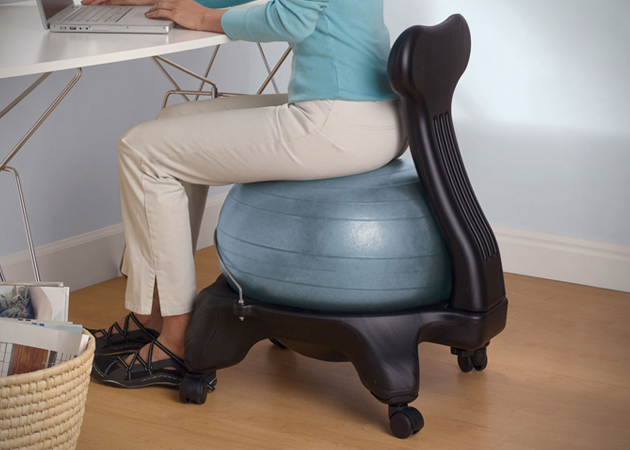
[220,0,329,43]
[195,0,254,8]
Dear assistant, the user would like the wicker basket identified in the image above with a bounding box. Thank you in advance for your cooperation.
[0,330,95,450]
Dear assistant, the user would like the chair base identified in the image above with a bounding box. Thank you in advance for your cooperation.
[183,275,507,437]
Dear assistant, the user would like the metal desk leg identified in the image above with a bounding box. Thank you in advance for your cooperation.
[153,44,292,106]
[256,43,281,94]
[152,55,219,108]
[0,167,39,282]
[256,46,291,95]
[195,45,221,101]
[0,68,82,282]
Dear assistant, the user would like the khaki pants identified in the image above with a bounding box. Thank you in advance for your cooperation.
[118,94,407,316]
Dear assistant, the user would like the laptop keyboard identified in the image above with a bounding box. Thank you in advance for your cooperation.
[63,6,132,23]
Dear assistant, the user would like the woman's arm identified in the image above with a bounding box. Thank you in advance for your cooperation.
[145,0,329,42]
[83,0,328,39]
[221,0,329,43]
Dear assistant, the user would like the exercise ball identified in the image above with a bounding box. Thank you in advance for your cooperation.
[215,158,451,312]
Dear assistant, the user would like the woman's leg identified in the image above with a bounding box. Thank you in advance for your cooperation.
[102,96,406,376]
[104,95,289,354]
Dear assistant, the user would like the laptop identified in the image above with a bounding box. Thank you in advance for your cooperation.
[36,0,175,34]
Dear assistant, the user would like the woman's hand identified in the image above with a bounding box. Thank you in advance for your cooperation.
[81,0,153,6]
[145,0,226,32]
[79,0,225,33]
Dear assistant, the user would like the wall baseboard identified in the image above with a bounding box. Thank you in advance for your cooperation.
[1,193,628,293]
[493,225,630,293]
[0,222,126,291]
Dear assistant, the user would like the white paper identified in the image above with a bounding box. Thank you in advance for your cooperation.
[0,318,83,355]
[0,284,69,321]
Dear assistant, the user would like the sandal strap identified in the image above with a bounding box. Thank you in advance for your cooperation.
[110,320,126,339]
[101,314,130,341]
[113,348,147,380]
[93,312,156,342]
[132,350,149,372]
[128,312,157,338]
[151,339,185,367]
[114,339,185,380]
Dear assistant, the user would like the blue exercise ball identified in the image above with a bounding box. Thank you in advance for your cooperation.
[215,158,451,312]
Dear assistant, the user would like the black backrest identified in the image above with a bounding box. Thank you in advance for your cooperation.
[388,15,506,312]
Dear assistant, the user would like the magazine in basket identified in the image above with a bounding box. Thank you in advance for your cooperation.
[0,282,88,376]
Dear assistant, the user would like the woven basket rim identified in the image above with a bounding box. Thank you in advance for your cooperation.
[0,329,95,387]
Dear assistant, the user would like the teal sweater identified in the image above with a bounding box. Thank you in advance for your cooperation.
[195,0,397,103]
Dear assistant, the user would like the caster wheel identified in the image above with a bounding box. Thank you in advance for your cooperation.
[472,347,488,371]
[457,355,474,373]
[389,406,424,439]
[179,373,216,404]
[269,338,288,349]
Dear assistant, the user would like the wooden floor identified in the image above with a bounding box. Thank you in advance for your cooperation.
[70,247,630,450]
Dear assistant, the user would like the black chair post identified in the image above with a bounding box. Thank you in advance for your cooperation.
[388,15,506,312]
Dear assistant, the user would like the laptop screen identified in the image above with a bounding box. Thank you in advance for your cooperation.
[40,0,74,21]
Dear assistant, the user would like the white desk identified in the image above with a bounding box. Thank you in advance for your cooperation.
[0,0,275,79]
[0,0,278,281]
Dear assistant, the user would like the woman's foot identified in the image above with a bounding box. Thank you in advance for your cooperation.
[91,339,189,388]
[88,312,161,356]
[90,311,195,388]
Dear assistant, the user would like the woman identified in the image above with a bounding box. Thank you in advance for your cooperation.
[88,0,407,388]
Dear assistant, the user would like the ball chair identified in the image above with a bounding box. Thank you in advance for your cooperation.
[181,14,508,439]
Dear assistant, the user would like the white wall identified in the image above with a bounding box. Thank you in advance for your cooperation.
[1,0,629,285]
[387,0,630,246]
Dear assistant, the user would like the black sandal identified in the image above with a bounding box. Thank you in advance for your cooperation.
[91,339,204,389]
[87,312,159,356]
